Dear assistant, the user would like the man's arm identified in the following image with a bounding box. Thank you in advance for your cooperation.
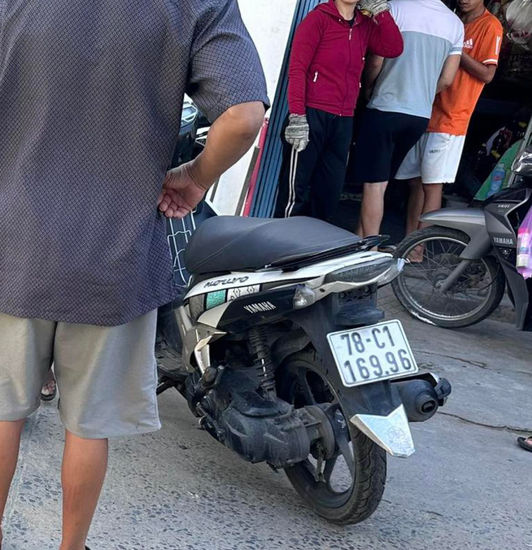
[436,54,461,94]
[461,21,503,84]
[188,102,265,189]
[436,21,464,94]
[460,53,497,83]
[363,54,384,100]
[158,102,265,218]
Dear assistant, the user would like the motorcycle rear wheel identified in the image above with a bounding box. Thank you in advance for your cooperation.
[392,227,506,328]
[278,350,386,525]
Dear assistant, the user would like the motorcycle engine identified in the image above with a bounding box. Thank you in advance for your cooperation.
[187,367,312,468]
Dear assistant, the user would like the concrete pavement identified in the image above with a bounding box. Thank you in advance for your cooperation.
[2,297,531,550]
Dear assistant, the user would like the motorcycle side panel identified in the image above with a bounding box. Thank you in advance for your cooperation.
[484,188,532,330]
[198,285,298,332]
[184,250,387,300]
[420,208,492,260]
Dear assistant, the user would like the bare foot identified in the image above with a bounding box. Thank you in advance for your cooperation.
[408,244,425,264]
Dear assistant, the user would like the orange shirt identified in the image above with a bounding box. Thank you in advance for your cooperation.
[428,10,503,136]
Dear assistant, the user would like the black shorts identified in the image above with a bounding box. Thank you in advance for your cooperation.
[353,108,428,183]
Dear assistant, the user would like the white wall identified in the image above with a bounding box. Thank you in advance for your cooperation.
[209,0,298,215]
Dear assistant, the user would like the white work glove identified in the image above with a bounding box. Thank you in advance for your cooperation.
[358,0,390,17]
[285,114,310,153]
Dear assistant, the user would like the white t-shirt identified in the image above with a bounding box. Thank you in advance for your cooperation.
[368,0,464,119]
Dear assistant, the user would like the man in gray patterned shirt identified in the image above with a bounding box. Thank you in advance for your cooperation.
[0,1,268,548]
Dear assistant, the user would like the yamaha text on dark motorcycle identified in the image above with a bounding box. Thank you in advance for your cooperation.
[393,142,532,331]
[157,216,451,525]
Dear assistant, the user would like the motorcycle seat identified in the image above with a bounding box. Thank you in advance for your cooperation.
[184,216,361,274]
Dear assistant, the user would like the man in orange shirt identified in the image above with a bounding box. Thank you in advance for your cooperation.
[396,0,503,236]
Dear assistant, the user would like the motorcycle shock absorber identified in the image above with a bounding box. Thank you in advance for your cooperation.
[248,327,276,396]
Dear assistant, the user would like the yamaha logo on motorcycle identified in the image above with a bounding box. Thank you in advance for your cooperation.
[243,301,277,314]
[392,142,532,332]
[156,216,452,525]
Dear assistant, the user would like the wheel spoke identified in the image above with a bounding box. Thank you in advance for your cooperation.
[322,456,338,485]
[337,430,355,479]
[301,458,318,480]
[397,233,500,323]
[297,372,316,405]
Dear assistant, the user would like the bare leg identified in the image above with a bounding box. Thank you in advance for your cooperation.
[406,177,424,235]
[60,431,108,550]
[358,181,388,237]
[420,183,444,227]
[405,182,444,262]
[0,419,25,549]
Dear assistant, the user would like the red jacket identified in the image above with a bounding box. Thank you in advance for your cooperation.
[288,1,403,117]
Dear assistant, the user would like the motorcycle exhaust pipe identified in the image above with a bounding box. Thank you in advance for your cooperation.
[393,377,451,423]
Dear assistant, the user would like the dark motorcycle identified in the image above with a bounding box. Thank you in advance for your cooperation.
[156,216,451,525]
[392,144,532,330]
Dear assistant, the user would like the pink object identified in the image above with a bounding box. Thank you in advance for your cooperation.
[517,207,532,279]
[243,118,269,217]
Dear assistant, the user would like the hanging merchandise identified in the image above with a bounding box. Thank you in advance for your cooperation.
[505,0,532,51]
[486,0,532,87]
[474,139,524,201]
[488,162,507,197]
[517,206,532,279]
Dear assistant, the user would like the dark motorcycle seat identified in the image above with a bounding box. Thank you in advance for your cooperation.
[184,216,361,274]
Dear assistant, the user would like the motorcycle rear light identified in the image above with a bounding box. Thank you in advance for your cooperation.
[293,285,317,309]
[324,257,395,284]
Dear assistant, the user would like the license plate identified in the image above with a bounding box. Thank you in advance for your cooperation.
[327,320,418,387]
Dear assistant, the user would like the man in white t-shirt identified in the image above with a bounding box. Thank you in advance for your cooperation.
[354,0,464,237]
[396,0,503,236]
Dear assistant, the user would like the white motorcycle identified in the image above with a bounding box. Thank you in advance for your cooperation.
[157,215,451,525]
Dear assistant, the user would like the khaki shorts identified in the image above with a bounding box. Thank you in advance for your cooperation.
[0,310,161,439]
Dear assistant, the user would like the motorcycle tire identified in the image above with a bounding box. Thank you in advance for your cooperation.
[278,349,386,525]
[392,227,506,329]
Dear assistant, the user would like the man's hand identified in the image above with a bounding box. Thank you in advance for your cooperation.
[358,0,390,17]
[285,114,310,152]
[158,161,208,219]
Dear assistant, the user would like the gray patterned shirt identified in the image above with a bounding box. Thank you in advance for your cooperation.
[0,0,268,326]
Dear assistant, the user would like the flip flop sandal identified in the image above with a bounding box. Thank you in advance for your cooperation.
[40,381,57,402]
[378,244,397,254]
[517,437,532,452]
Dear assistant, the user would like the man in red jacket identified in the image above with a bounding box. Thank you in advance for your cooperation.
[274,0,403,223]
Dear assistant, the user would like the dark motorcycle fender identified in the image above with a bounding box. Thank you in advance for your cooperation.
[498,256,532,330]
[285,300,402,420]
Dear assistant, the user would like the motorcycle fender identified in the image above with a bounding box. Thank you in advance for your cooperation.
[287,301,415,458]
[498,257,531,330]
[420,208,492,260]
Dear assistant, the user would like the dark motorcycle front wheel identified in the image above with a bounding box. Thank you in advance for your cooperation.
[278,350,386,525]
[392,227,506,328]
